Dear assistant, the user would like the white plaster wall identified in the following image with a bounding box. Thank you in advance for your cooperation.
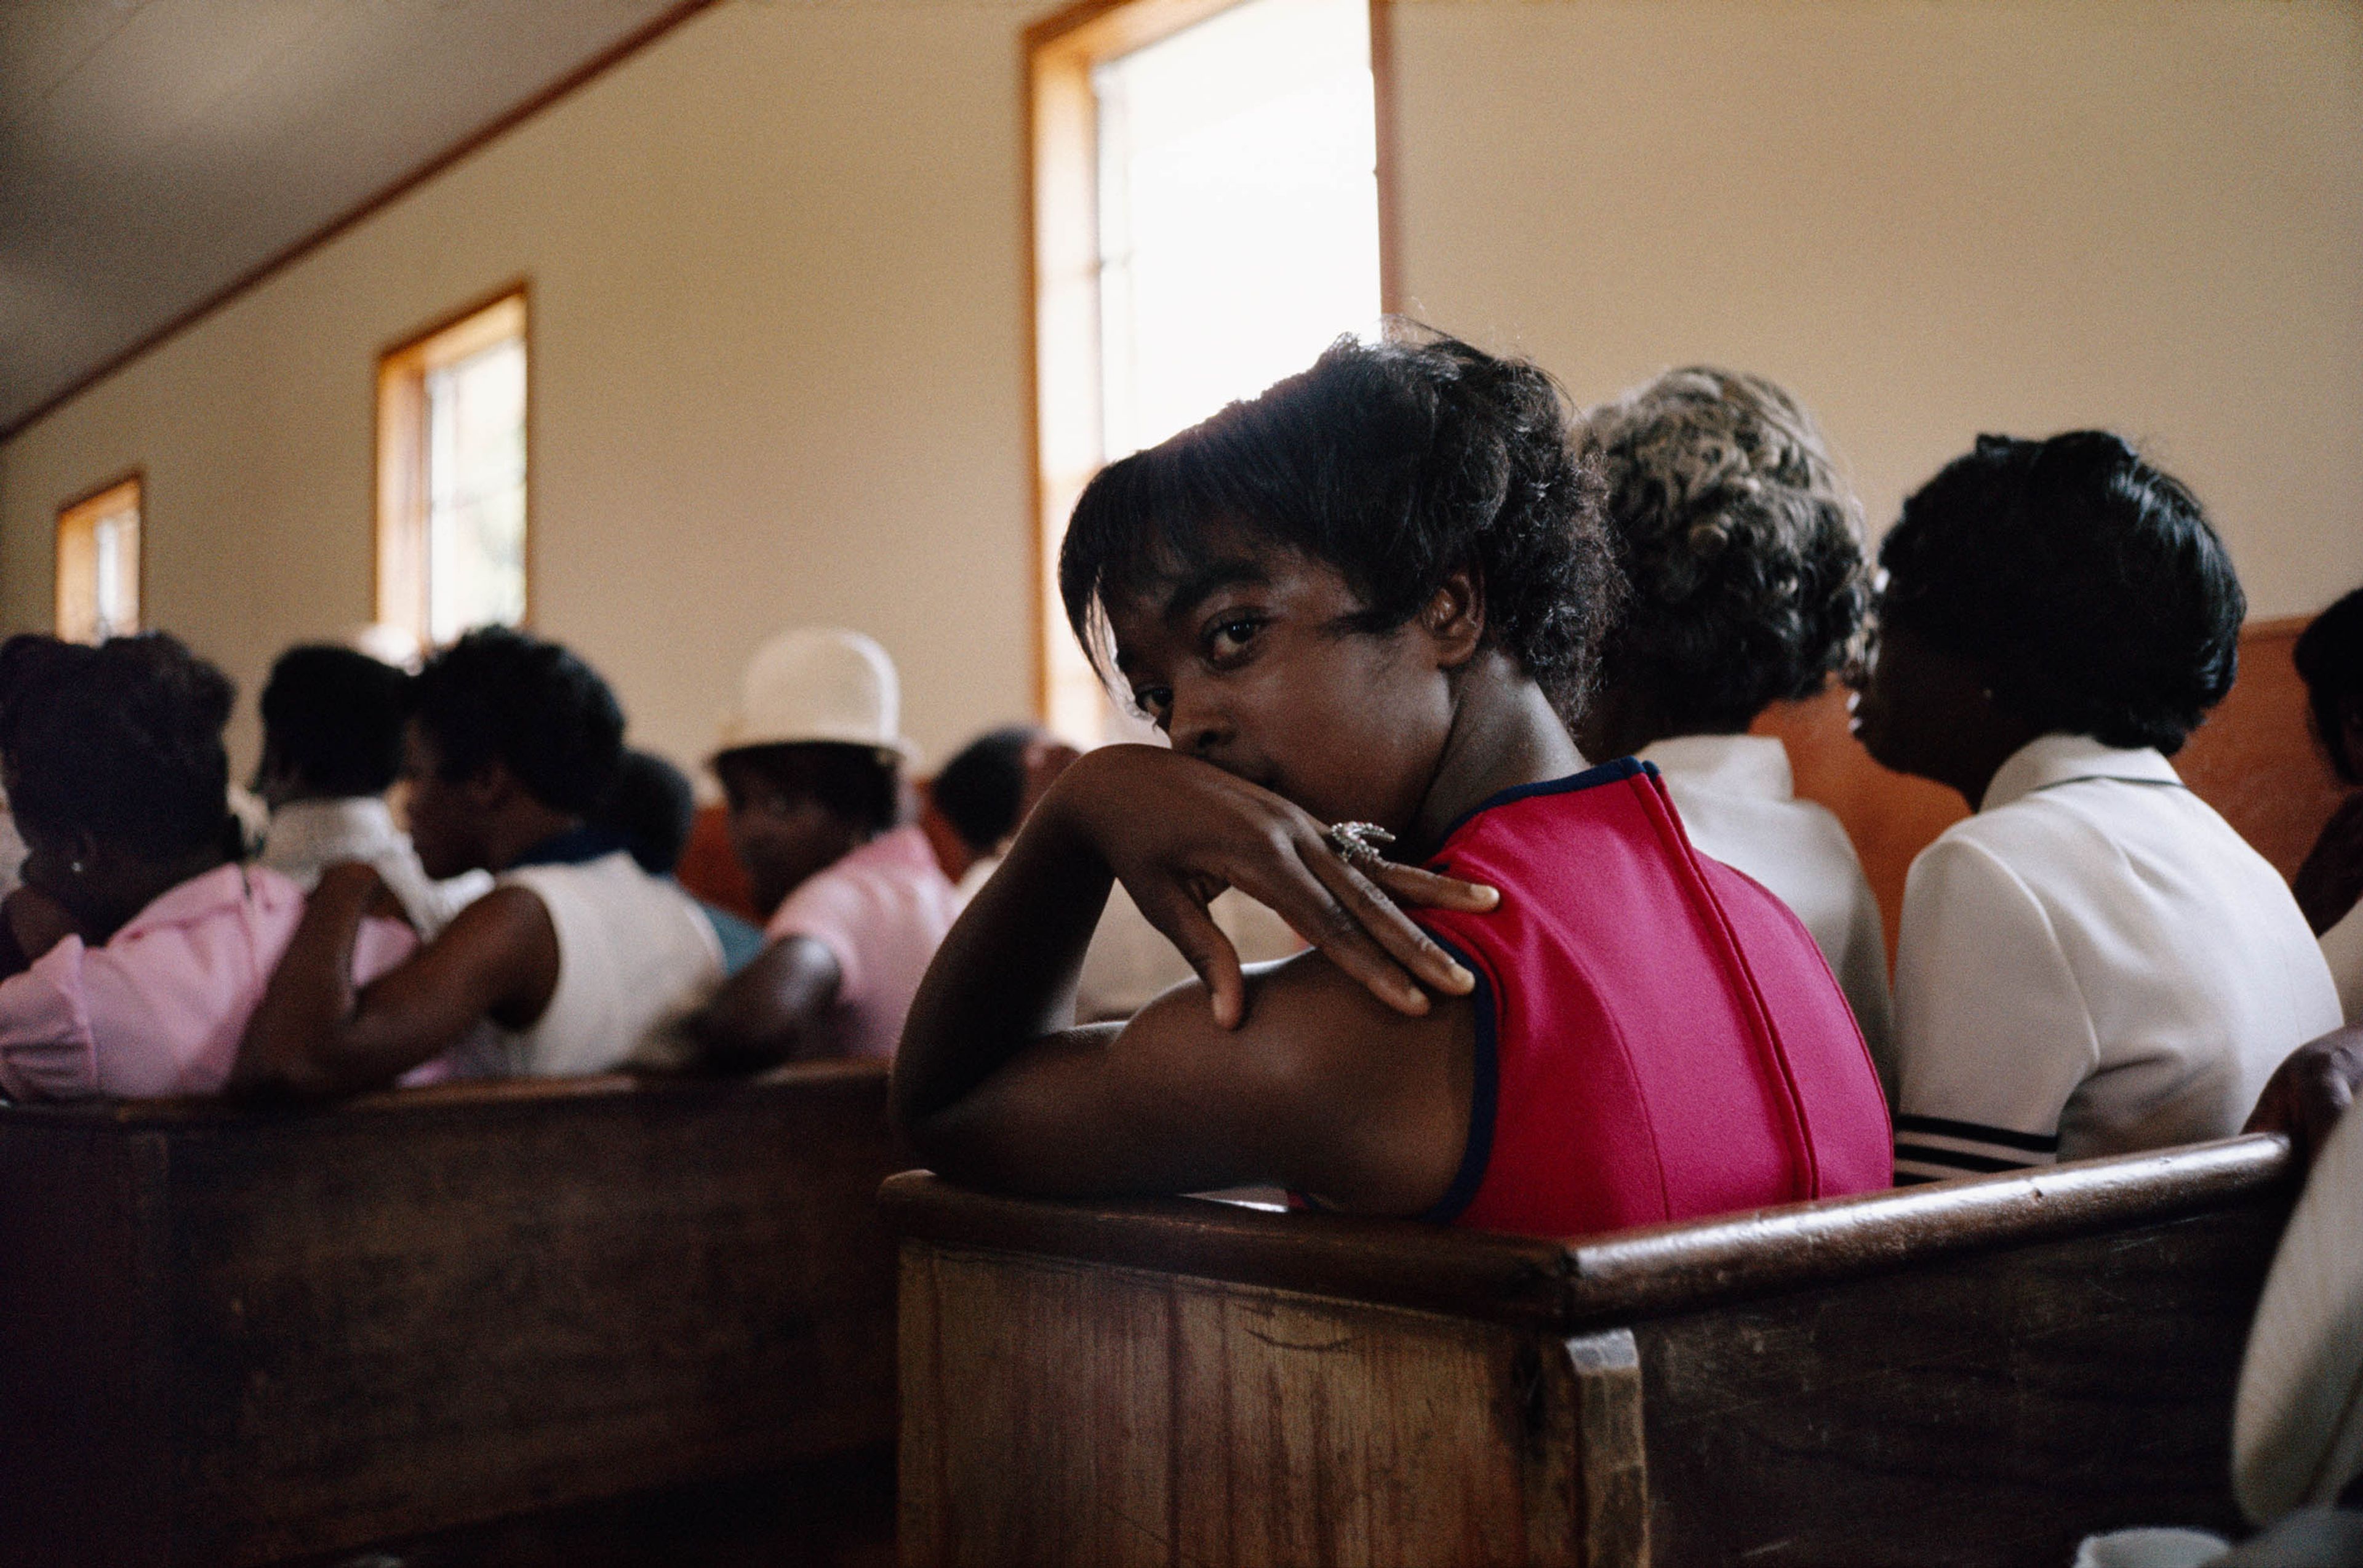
[0,0,1047,774]
[1385,0,2363,620]
[4,0,2359,787]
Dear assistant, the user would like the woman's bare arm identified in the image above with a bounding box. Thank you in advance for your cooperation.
[903,946,1474,1210]
[233,863,559,1100]
[892,746,1482,1208]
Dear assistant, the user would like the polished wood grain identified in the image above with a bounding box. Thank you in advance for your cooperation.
[0,1065,901,1568]
[2177,618,2351,881]
[881,1135,2288,1330]
[890,1137,2295,1567]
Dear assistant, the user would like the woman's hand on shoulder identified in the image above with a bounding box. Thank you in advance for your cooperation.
[1037,745,1498,1030]
[313,860,407,926]
[2245,1025,2363,1171]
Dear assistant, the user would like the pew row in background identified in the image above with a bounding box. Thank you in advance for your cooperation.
[887,1137,2297,1568]
[0,1064,903,1568]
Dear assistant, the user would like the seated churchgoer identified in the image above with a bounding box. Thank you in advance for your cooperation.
[1851,433,2341,1182]
[922,722,1302,1020]
[592,747,698,878]
[894,329,1892,1233]
[684,628,959,1068]
[2078,1030,2363,1568]
[1572,367,1893,1087]
[920,724,1077,896]
[2294,587,2363,1024]
[233,628,724,1095]
[0,634,414,1100]
[2234,1024,2363,1535]
[254,644,490,937]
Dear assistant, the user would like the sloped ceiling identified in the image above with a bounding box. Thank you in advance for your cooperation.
[0,0,703,436]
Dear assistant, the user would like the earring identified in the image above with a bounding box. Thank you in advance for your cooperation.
[69,860,84,876]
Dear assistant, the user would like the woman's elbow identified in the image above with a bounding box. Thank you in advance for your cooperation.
[895,1096,988,1182]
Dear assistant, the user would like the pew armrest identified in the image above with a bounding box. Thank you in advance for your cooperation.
[881,1133,2295,1330]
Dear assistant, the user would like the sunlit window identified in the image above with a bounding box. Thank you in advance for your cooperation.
[55,475,141,644]
[377,290,528,646]
[1031,0,1383,741]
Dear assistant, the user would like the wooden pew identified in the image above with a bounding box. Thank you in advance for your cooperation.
[887,1137,2297,1567]
[0,1063,902,1568]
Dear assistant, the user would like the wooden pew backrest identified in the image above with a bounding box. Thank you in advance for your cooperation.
[887,1137,2295,1567]
[0,1065,901,1568]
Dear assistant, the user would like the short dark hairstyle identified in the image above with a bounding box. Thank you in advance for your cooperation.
[1879,431,2244,756]
[593,748,697,876]
[0,632,235,863]
[716,742,899,837]
[260,644,411,798]
[2295,585,2363,783]
[409,628,624,814]
[1059,324,1618,713]
[930,726,1037,853]
[1578,368,1869,732]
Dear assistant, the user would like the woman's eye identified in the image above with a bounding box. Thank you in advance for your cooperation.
[1131,687,1172,720]
[1207,617,1262,658]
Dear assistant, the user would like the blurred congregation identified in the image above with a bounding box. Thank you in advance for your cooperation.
[1,2,2359,1566]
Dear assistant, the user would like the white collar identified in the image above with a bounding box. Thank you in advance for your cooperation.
[1635,734,1795,801]
[258,795,406,863]
[1980,733,2183,813]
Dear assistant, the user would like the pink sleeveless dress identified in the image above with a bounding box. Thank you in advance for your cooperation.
[1409,759,1892,1236]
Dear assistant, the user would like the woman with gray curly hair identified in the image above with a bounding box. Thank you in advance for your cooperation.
[1573,367,1893,1090]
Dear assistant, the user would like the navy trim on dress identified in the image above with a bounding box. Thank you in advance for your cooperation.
[1434,756,1657,846]
[1892,1113,2060,1153]
[508,825,634,870]
[1893,1143,2035,1175]
[1418,932,1498,1226]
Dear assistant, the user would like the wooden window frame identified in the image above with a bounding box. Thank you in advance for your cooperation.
[55,471,144,644]
[374,284,532,644]
[1022,0,1398,735]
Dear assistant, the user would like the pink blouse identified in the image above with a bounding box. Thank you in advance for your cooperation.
[0,864,417,1101]
[764,824,960,1060]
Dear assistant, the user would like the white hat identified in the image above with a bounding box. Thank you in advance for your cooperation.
[715,627,916,763]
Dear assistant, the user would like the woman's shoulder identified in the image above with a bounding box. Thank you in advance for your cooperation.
[1434,758,1660,863]
[111,863,303,945]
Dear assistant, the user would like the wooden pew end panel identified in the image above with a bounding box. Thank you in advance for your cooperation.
[887,1138,2295,1567]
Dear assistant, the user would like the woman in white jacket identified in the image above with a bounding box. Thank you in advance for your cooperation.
[1850,431,2340,1182]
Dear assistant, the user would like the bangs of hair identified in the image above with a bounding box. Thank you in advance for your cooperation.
[1058,416,1273,685]
[1056,327,1614,707]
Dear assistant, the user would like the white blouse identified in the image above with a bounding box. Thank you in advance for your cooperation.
[1638,735,1895,1096]
[1891,734,2340,1181]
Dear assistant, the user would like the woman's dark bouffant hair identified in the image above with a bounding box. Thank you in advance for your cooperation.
[0,632,236,863]
[410,627,625,815]
[260,644,412,798]
[930,726,1038,854]
[1059,324,1618,712]
[1577,367,1868,732]
[1879,431,2244,756]
[2294,585,2363,783]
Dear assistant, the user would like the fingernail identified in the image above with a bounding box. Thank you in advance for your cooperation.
[1401,989,1430,1015]
[1444,962,1474,994]
[1471,884,1501,910]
